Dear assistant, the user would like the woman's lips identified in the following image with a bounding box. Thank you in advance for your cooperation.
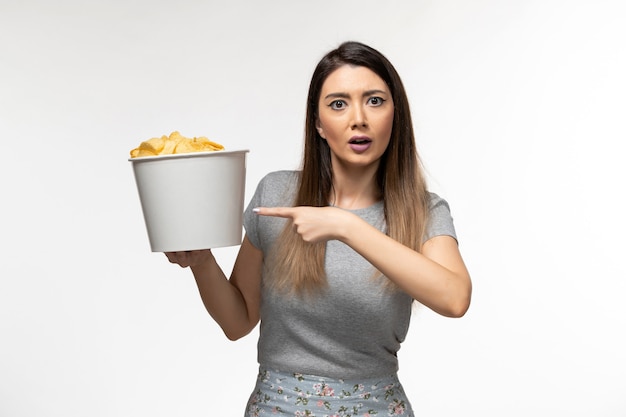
[349,136,372,153]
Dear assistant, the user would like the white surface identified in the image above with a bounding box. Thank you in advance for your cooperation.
[130,150,248,252]
[1,1,624,416]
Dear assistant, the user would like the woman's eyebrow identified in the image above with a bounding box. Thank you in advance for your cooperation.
[324,92,350,100]
[323,89,389,100]
[363,89,388,97]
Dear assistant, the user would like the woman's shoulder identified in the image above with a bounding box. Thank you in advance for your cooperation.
[255,170,300,204]
[427,191,450,209]
[261,170,300,183]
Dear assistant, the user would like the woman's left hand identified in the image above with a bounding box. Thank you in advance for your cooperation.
[254,206,349,243]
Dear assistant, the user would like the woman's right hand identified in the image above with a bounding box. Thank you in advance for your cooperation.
[164,249,213,268]
[163,236,263,340]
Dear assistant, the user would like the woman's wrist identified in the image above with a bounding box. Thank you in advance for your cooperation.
[336,210,364,243]
[189,249,215,274]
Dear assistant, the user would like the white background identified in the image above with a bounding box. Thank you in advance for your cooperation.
[1,1,625,416]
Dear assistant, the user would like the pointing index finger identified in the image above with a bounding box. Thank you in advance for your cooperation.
[253,207,295,218]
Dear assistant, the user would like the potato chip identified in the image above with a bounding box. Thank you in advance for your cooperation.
[130,148,158,158]
[138,136,166,154]
[194,136,224,151]
[130,131,224,158]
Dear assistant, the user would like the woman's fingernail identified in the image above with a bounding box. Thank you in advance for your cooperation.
[253,207,260,213]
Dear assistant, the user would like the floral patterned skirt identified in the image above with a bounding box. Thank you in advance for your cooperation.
[245,367,414,416]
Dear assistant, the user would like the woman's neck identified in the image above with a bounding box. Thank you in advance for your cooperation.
[329,163,381,210]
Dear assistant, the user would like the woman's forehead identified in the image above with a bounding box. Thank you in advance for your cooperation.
[321,65,389,95]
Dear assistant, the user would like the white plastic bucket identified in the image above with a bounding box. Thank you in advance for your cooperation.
[129,150,249,252]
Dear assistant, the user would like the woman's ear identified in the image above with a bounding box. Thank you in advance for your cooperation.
[316,120,326,139]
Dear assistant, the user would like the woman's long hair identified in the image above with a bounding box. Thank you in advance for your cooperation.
[266,41,430,295]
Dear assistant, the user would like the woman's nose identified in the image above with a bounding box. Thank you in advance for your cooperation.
[350,104,367,128]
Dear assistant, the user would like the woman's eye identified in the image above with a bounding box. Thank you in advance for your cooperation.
[329,100,346,110]
[368,97,385,106]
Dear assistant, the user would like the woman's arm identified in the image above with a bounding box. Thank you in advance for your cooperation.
[342,221,471,317]
[165,235,263,340]
[254,206,471,318]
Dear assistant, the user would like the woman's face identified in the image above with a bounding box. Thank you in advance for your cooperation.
[316,65,394,172]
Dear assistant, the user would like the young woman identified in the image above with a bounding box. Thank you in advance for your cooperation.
[165,41,471,416]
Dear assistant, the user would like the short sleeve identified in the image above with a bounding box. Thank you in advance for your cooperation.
[424,192,457,242]
[243,171,298,251]
[243,176,266,250]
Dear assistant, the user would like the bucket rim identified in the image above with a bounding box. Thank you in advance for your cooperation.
[128,149,249,162]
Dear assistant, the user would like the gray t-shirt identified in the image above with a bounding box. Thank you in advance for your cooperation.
[243,170,457,379]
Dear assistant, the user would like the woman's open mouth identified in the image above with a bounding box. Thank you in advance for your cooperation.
[349,136,372,153]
